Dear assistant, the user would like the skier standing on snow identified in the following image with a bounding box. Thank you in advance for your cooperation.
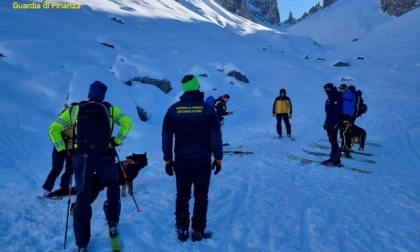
[322,83,343,166]
[214,94,233,127]
[272,88,293,138]
[162,75,223,242]
[41,126,73,197]
[48,81,133,251]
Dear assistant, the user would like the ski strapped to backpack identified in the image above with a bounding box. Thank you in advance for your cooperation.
[71,101,114,155]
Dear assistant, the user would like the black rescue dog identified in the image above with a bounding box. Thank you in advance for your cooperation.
[48,152,148,201]
[351,125,367,151]
[117,153,148,197]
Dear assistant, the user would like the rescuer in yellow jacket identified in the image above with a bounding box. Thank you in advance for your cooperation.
[47,81,133,251]
[272,88,293,138]
[48,103,132,153]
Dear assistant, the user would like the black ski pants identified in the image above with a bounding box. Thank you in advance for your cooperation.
[174,157,212,232]
[276,113,291,136]
[72,153,120,248]
[326,122,341,163]
[42,147,73,191]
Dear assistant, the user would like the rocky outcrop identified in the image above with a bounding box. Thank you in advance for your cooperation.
[323,0,337,8]
[219,0,280,25]
[220,0,250,19]
[219,0,418,27]
[247,0,280,25]
[380,0,420,17]
[323,0,419,17]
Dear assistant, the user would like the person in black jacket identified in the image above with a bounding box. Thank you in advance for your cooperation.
[322,83,343,166]
[214,94,233,126]
[162,75,223,242]
[41,130,73,197]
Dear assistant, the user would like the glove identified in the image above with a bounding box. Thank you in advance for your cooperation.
[165,160,174,176]
[228,112,233,115]
[66,148,75,157]
[110,137,120,147]
[288,113,292,119]
[66,139,75,156]
[212,159,222,175]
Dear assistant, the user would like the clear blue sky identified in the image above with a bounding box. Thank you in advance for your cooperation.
[277,0,322,20]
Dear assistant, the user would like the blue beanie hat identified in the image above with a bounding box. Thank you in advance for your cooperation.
[88,81,107,101]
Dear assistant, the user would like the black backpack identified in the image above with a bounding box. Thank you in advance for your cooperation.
[360,103,368,115]
[355,90,366,117]
[75,101,112,155]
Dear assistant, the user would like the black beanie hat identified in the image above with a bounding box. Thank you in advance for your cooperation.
[339,84,348,90]
[324,83,334,90]
[88,81,107,101]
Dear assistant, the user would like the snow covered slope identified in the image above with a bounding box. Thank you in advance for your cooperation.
[0,0,419,251]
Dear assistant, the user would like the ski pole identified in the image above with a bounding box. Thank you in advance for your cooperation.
[63,172,73,249]
[114,148,141,212]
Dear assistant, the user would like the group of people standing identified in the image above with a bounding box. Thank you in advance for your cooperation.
[41,75,364,250]
[42,75,234,250]
[323,83,364,166]
[271,83,364,167]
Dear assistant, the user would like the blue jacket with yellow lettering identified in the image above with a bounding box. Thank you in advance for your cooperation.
[162,90,223,161]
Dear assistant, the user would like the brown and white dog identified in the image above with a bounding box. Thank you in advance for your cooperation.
[351,125,367,151]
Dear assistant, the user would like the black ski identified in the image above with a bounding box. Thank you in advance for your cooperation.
[223,150,253,155]
[302,149,376,164]
[311,142,374,156]
[320,138,381,147]
[286,154,372,174]
[37,195,63,200]
[48,187,77,197]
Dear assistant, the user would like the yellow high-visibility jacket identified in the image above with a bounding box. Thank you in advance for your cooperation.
[272,96,292,115]
[48,102,133,152]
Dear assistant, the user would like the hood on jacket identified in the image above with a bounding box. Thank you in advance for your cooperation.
[279,88,286,95]
[324,83,337,98]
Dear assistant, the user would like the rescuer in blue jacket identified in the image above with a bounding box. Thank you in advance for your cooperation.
[162,74,223,242]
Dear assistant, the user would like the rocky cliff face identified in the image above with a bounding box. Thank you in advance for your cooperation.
[218,0,419,27]
[380,0,420,16]
[323,0,337,8]
[323,0,419,17]
[218,0,280,25]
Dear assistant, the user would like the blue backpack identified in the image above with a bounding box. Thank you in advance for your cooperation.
[341,90,355,117]
[205,96,216,106]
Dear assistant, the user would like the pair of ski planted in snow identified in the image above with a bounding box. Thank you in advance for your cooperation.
[286,154,372,174]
